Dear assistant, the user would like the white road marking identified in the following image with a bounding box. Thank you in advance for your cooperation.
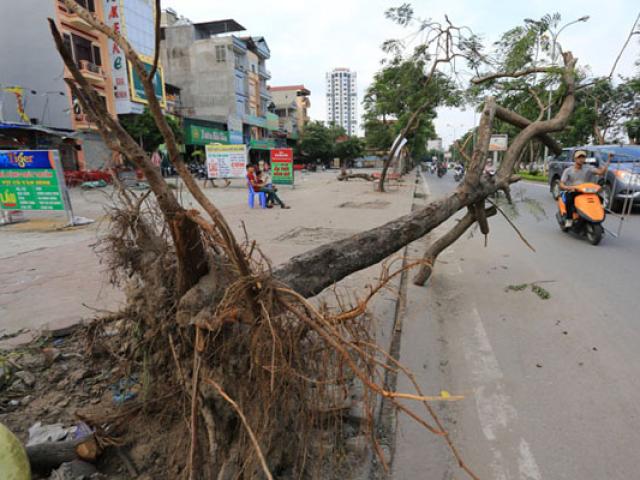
[519,438,543,480]
[463,307,542,480]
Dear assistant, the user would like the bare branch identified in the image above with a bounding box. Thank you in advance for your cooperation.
[149,0,161,79]
[486,199,536,252]
[494,105,562,156]
[608,12,640,79]
[471,67,557,84]
[528,88,546,122]
[413,206,497,286]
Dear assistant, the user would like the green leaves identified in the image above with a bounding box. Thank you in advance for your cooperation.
[385,4,414,26]
[120,108,183,153]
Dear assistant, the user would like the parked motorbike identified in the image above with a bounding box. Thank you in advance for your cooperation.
[555,183,606,245]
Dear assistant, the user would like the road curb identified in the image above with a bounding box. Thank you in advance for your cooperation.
[367,170,422,479]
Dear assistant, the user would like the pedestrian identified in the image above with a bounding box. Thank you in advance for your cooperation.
[247,165,290,209]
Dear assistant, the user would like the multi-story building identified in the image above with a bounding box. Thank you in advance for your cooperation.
[326,68,357,136]
[0,0,117,169]
[269,85,311,140]
[0,0,168,170]
[160,15,278,159]
[104,0,167,116]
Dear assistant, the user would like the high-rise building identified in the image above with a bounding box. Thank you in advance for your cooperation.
[326,68,357,136]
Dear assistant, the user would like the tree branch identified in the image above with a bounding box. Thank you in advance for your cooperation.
[494,106,562,156]
[149,0,161,79]
[274,99,499,297]
[471,67,557,84]
[413,206,497,286]
[608,12,640,79]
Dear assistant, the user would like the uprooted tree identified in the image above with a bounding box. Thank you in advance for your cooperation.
[48,1,584,478]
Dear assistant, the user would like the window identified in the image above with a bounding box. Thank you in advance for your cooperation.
[92,45,101,66]
[73,0,96,13]
[215,45,226,63]
[63,34,72,56]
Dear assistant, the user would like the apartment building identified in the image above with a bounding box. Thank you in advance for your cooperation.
[160,15,277,153]
[326,68,357,136]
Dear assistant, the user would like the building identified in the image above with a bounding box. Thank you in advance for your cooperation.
[326,68,357,136]
[104,0,167,116]
[0,0,117,169]
[0,0,169,170]
[160,15,278,160]
[269,85,311,141]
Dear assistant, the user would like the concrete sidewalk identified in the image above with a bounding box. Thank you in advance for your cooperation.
[0,170,414,348]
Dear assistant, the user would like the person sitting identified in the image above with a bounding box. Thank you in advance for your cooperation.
[247,165,290,209]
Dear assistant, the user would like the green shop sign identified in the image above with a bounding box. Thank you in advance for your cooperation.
[250,139,276,150]
[0,150,67,211]
[186,124,230,145]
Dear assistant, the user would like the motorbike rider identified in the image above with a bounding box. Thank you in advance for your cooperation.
[559,150,611,227]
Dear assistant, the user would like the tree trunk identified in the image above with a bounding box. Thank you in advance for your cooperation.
[26,435,98,475]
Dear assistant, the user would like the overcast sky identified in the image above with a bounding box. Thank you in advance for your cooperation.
[162,0,639,147]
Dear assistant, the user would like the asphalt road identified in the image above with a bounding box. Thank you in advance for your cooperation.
[392,172,640,479]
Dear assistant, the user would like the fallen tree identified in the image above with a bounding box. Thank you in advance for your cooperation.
[47,2,581,479]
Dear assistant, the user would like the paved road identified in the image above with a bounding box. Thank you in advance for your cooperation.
[393,173,640,479]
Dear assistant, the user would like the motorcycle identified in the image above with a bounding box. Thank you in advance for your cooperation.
[555,183,606,245]
[453,167,464,182]
[437,164,447,178]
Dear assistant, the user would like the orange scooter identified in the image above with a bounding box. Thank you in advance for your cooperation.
[556,183,606,245]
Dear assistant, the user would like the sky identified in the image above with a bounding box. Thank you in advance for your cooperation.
[162,0,639,147]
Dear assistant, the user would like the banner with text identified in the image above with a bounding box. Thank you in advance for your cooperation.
[270,148,294,185]
[205,144,248,179]
[0,150,67,211]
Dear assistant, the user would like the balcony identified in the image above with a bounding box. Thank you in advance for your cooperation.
[78,60,105,84]
[57,3,94,33]
[258,66,271,80]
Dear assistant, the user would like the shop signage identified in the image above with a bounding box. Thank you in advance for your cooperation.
[205,144,247,179]
[250,139,276,150]
[186,124,229,145]
[104,0,130,113]
[270,148,294,185]
[129,56,166,107]
[0,150,69,212]
[489,134,508,152]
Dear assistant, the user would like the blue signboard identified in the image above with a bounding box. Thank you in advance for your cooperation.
[0,150,56,170]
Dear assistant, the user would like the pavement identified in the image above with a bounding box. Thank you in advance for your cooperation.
[0,170,413,352]
[393,172,640,479]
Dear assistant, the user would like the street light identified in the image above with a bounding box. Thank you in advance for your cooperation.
[543,15,590,166]
[446,123,464,162]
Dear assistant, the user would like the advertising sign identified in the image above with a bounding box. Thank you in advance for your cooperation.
[0,151,68,211]
[185,124,229,145]
[129,56,166,107]
[104,0,130,113]
[489,134,509,152]
[270,148,294,185]
[205,144,247,179]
